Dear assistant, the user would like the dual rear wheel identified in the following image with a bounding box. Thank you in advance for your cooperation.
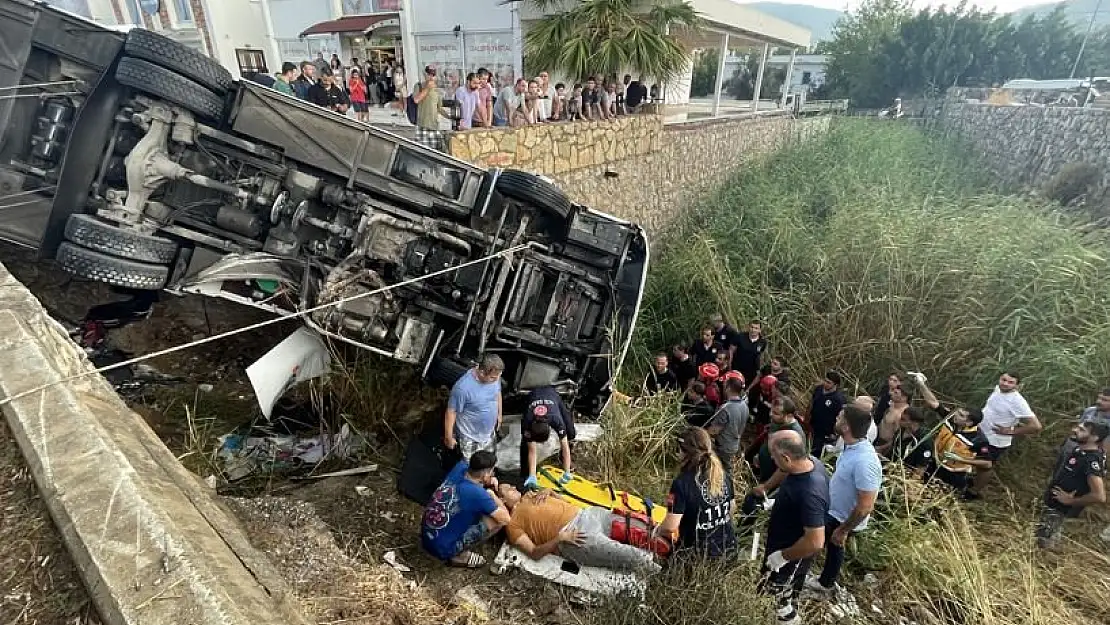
[58,30,232,289]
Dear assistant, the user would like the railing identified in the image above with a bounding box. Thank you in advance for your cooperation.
[798,99,849,115]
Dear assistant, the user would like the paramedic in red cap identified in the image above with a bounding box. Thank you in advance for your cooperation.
[699,363,722,406]
[714,352,737,401]
[743,373,779,465]
[755,374,780,423]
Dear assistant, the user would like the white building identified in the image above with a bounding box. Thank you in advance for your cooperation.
[43,0,813,110]
[292,0,519,91]
[767,53,828,94]
[43,0,276,80]
[519,0,810,106]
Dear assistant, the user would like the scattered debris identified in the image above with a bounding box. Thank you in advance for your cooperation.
[203,475,220,490]
[747,532,761,561]
[569,590,601,607]
[382,550,410,573]
[246,327,332,418]
[197,383,214,393]
[827,587,861,618]
[354,485,371,497]
[452,585,491,622]
[216,424,360,481]
[290,464,378,481]
[863,573,879,586]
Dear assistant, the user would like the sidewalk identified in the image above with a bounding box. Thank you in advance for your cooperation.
[361,104,454,136]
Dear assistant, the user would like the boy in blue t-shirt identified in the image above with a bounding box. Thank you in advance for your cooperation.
[421,451,510,568]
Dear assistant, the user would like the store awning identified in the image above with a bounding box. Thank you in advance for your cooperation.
[299,14,398,38]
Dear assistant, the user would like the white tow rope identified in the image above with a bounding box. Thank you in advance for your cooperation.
[0,242,532,408]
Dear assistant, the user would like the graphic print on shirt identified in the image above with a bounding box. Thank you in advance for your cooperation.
[424,483,459,533]
[694,473,732,533]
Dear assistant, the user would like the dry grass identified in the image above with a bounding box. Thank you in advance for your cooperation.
[600,120,1110,624]
[225,495,463,625]
[0,419,99,625]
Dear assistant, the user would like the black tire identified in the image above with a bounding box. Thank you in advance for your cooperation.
[56,243,168,290]
[64,214,179,264]
[123,29,234,94]
[426,357,469,389]
[115,57,225,121]
[495,170,572,219]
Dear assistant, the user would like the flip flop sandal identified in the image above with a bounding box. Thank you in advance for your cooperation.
[449,551,486,569]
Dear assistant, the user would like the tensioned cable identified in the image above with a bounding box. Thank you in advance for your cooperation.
[0,92,82,101]
[0,242,533,408]
[0,80,78,91]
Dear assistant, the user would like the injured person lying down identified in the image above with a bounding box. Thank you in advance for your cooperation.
[496,484,663,575]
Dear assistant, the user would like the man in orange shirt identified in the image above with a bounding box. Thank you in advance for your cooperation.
[496,485,661,574]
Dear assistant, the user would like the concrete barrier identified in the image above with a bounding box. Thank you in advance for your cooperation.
[0,262,310,625]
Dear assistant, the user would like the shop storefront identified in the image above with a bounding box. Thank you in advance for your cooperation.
[413,30,517,92]
[354,17,402,77]
[298,13,403,77]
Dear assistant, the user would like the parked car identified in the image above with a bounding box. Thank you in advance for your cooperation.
[0,0,649,416]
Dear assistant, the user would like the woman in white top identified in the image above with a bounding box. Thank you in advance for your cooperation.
[392,63,407,115]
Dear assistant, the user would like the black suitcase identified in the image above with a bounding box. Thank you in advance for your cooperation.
[397,424,461,505]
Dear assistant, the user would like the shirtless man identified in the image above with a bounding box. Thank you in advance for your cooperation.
[875,384,912,457]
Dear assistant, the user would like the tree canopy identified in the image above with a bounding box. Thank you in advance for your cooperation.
[522,0,702,82]
[823,0,1110,107]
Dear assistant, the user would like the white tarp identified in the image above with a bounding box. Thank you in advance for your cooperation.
[492,543,645,597]
[247,327,332,418]
[494,414,603,472]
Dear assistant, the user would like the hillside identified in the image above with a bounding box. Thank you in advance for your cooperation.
[745,2,844,41]
[1011,0,1110,28]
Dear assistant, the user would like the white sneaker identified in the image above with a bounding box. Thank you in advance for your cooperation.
[803,575,835,597]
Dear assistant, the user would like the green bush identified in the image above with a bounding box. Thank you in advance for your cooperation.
[624,120,1110,426]
[1043,162,1101,207]
[599,119,1109,625]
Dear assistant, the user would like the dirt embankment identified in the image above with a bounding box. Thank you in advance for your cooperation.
[0,243,584,625]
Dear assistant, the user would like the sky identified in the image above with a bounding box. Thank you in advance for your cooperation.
[739,0,1063,13]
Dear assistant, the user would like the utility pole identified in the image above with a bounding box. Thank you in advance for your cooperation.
[1070,0,1104,78]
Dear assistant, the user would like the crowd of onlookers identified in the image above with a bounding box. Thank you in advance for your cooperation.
[410,65,661,151]
[244,52,409,123]
[636,315,1107,622]
[242,54,663,153]
[417,313,1107,625]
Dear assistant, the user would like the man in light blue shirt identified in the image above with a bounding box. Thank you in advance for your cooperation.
[454,72,481,130]
[807,400,882,595]
[444,354,504,460]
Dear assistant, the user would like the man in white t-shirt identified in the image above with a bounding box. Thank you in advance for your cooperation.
[968,371,1042,498]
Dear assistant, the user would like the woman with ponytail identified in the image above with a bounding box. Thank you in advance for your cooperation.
[656,427,737,557]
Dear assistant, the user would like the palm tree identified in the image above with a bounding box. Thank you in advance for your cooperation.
[519,0,703,82]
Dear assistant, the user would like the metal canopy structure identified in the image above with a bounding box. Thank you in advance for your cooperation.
[299,13,398,37]
[518,0,812,114]
[682,0,810,49]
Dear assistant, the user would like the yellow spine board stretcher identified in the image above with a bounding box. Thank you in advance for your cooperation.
[537,467,668,525]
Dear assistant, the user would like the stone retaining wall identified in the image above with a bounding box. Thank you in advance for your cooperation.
[449,115,663,173]
[565,113,830,234]
[934,103,1110,203]
[450,112,832,235]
